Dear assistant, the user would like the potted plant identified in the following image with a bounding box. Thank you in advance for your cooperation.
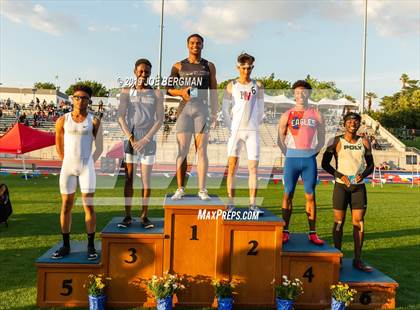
[273,275,303,310]
[331,283,357,310]
[212,279,236,310]
[146,273,185,310]
[85,274,110,310]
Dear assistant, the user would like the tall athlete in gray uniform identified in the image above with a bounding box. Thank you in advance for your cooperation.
[322,112,374,272]
[167,34,218,200]
[118,59,164,229]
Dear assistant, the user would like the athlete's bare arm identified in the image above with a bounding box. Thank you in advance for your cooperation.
[277,112,289,155]
[208,61,218,125]
[117,87,133,140]
[222,81,233,129]
[315,112,326,153]
[144,90,165,141]
[166,62,190,102]
[256,81,265,124]
[92,117,103,162]
[356,137,374,182]
[55,116,65,161]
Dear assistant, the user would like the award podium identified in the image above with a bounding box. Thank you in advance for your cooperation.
[36,194,398,308]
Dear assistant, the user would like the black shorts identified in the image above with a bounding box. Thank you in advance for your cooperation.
[332,182,367,210]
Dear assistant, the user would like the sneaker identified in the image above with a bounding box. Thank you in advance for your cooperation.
[141,217,154,229]
[87,246,98,261]
[171,187,185,200]
[198,189,211,201]
[249,204,264,216]
[353,259,373,272]
[282,230,290,244]
[308,232,325,245]
[117,216,132,228]
[52,246,70,259]
[226,203,235,211]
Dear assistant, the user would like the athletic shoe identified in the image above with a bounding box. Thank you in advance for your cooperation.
[353,259,373,272]
[226,203,235,211]
[308,232,325,245]
[198,189,211,201]
[117,216,132,228]
[249,204,264,216]
[171,187,185,200]
[87,246,98,261]
[141,217,154,229]
[51,246,70,259]
[282,230,290,244]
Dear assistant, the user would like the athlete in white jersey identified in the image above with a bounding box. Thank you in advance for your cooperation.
[322,112,374,272]
[222,53,264,213]
[53,85,103,260]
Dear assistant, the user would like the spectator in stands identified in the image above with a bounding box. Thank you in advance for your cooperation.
[0,108,2,118]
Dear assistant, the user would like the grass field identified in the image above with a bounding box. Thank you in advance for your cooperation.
[0,175,419,309]
[402,137,420,150]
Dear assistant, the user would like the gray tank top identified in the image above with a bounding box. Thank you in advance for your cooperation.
[125,88,156,138]
[178,58,210,104]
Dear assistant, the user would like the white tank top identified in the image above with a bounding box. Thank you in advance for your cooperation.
[63,112,94,161]
[336,136,366,184]
[230,79,260,131]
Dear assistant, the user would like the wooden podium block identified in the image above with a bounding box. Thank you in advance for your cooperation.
[340,258,398,309]
[36,241,102,308]
[282,233,342,309]
[220,209,284,307]
[163,194,225,307]
[100,217,164,308]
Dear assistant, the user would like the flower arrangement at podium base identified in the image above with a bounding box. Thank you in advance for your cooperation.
[331,283,357,310]
[85,274,110,310]
[273,275,303,310]
[212,279,236,310]
[146,273,185,310]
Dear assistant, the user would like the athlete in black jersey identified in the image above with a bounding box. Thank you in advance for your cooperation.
[167,34,218,201]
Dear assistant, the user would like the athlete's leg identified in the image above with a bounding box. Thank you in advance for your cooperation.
[246,131,260,206]
[124,161,136,217]
[139,163,153,218]
[81,192,96,234]
[282,157,300,231]
[332,183,349,250]
[248,160,258,205]
[194,132,209,191]
[176,132,193,189]
[302,156,318,231]
[351,184,368,262]
[60,193,75,234]
[227,156,240,203]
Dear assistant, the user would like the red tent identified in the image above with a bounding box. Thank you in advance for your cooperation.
[0,122,55,154]
[106,141,124,158]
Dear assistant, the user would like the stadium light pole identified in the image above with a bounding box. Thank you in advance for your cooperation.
[360,0,368,113]
[157,0,165,89]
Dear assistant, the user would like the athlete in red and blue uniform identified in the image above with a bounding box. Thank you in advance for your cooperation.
[278,80,325,245]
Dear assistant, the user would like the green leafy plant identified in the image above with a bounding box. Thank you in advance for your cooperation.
[212,279,236,298]
[273,275,303,301]
[331,283,357,306]
[146,273,185,299]
[84,274,110,297]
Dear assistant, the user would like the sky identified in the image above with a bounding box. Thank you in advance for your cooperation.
[1,0,419,106]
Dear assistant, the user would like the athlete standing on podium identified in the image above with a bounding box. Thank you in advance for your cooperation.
[117,59,164,229]
[52,85,103,260]
[277,80,325,245]
[322,112,374,272]
[222,53,265,214]
[167,34,218,201]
